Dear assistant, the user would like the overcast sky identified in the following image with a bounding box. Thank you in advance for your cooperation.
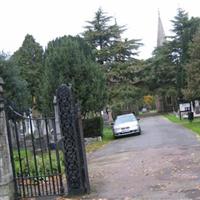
[1,0,200,59]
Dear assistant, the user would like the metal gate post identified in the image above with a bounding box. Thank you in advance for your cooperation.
[56,84,90,196]
[0,77,15,200]
[75,104,90,194]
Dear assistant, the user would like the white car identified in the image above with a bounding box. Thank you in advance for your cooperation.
[112,113,141,137]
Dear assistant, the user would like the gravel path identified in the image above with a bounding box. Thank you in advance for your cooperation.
[81,116,200,200]
[37,115,200,200]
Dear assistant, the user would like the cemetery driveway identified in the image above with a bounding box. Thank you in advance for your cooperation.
[79,115,200,200]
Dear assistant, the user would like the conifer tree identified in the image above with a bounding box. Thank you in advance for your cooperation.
[183,32,200,100]
[11,34,44,109]
[43,36,106,115]
[0,53,30,109]
[83,8,142,66]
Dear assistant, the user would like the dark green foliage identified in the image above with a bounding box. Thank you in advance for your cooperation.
[170,8,200,98]
[183,32,200,100]
[11,34,44,110]
[0,54,30,109]
[83,116,103,138]
[171,8,200,64]
[83,8,143,115]
[83,8,113,51]
[107,60,145,84]
[146,8,200,102]
[83,8,142,66]
[110,83,143,118]
[43,35,107,115]
[13,149,64,176]
[148,43,177,94]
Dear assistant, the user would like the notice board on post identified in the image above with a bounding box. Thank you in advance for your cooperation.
[179,103,191,112]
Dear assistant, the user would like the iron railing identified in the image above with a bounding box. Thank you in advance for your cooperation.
[6,106,64,199]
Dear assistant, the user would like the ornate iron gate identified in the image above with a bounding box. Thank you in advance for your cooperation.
[56,84,90,195]
[5,84,90,199]
[6,106,64,199]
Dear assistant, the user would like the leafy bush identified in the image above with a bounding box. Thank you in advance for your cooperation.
[14,149,64,176]
[83,117,103,138]
[85,126,114,153]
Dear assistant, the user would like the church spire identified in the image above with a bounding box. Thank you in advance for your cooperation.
[157,10,166,47]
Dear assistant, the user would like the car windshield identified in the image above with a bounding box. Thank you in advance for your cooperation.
[115,114,136,124]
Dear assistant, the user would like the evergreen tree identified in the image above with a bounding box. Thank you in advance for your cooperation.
[171,8,200,62]
[183,32,200,100]
[11,34,44,109]
[43,35,106,115]
[83,8,142,66]
[83,8,143,114]
[147,8,200,101]
[170,8,200,98]
[171,8,190,63]
[0,53,30,109]
[148,42,177,93]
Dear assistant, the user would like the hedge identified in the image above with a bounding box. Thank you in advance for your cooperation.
[83,116,103,138]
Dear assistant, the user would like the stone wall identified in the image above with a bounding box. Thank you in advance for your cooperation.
[0,77,14,200]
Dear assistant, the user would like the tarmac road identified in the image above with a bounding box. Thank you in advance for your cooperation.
[82,115,200,200]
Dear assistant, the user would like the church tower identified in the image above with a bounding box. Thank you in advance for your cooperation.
[157,11,166,47]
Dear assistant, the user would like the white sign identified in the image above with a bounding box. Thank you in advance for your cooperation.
[179,103,190,112]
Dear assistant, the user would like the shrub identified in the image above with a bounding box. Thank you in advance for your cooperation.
[83,117,103,138]
[14,149,64,176]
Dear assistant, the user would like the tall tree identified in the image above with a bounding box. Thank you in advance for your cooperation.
[183,32,200,100]
[43,35,107,115]
[147,42,177,94]
[109,83,144,117]
[83,8,143,114]
[83,8,142,66]
[171,9,200,62]
[171,8,190,63]
[11,34,44,109]
[170,8,200,98]
[147,8,200,101]
[0,53,30,109]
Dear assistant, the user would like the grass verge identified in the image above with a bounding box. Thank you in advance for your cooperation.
[164,113,200,135]
[85,126,114,153]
